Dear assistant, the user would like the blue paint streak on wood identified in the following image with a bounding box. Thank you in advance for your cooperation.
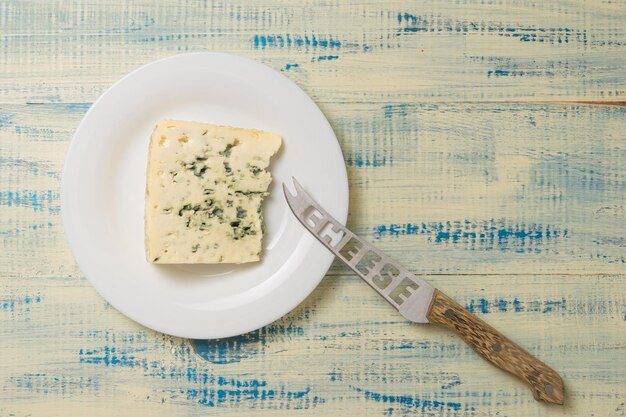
[0,157,60,180]
[282,63,299,71]
[315,320,405,330]
[329,369,464,392]
[136,33,209,44]
[58,103,91,112]
[373,220,568,252]
[441,378,463,390]
[78,330,151,368]
[462,296,624,317]
[0,103,91,140]
[0,221,55,237]
[12,125,66,141]
[346,152,388,167]
[379,340,461,356]
[314,55,339,62]
[78,336,324,409]
[1,292,42,321]
[95,15,155,35]
[0,190,60,214]
[1,293,42,312]
[487,69,556,78]
[396,12,588,46]
[0,112,14,127]
[253,34,343,49]
[476,56,582,79]
[190,323,304,364]
[30,221,54,231]
[349,385,469,414]
[185,377,323,409]
[31,95,63,103]
[77,333,324,409]
[465,297,566,314]
[383,104,410,119]
[79,345,148,367]
[9,373,100,396]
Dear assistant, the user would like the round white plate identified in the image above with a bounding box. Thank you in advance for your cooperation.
[62,52,348,339]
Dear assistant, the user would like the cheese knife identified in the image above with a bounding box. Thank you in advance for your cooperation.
[283,178,564,405]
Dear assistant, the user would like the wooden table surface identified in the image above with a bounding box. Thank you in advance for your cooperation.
[1,1,625,416]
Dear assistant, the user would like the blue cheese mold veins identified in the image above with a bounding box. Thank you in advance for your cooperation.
[145,120,282,264]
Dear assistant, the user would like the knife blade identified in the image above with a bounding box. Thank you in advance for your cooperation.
[283,177,564,405]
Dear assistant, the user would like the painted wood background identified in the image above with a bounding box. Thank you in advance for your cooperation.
[1,0,625,415]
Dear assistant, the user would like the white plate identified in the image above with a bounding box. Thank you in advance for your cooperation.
[61,53,348,339]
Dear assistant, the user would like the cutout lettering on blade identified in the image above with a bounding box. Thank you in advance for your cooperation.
[295,199,421,308]
[319,222,345,247]
[303,206,324,228]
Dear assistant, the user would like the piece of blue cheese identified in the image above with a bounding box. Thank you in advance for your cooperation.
[145,120,281,264]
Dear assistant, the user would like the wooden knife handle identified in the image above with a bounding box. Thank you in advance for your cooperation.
[427,289,564,404]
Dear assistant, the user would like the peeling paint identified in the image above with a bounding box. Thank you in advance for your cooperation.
[349,385,469,414]
[0,190,60,214]
[373,220,568,253]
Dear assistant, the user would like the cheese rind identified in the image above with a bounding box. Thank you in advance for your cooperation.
[145,120,281,264]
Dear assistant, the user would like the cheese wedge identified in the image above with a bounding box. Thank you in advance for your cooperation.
[145,120,281,264]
